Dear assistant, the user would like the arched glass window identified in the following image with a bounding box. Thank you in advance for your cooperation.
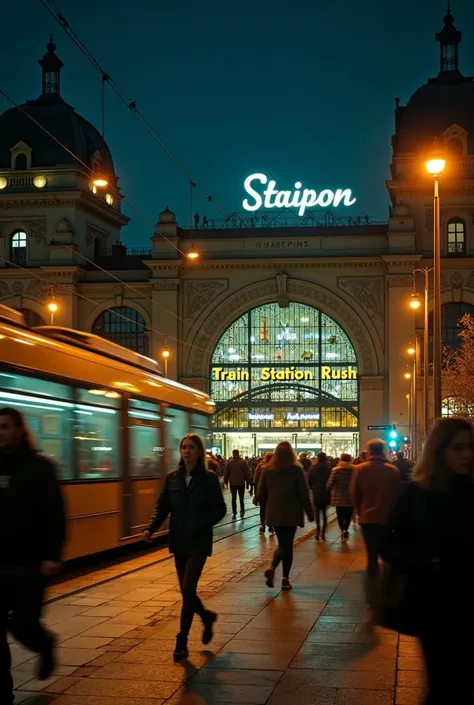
[92,307,149,356]
[447,218,466,256]
[11,230,27,266]
[429,302,474,352]
[14,154,28,170]
[18,308,45,327]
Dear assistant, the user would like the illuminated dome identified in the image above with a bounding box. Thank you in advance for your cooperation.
[0,38,116,180]
[393,9,474,156]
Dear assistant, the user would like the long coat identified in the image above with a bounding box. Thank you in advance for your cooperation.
[256,464,314,527]
[327,461,354,507]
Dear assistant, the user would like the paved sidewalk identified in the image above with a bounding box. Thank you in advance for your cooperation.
[12,519,426,705]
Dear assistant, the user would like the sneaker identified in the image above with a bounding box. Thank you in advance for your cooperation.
[282,578,293,591]
[343,530,349,539]
[232,514,237,520]
[173,634,189,662]
[202,610,217,645]
[38,634,55,680]
[264,568,275,588]
[240,512,245,518]
[259,525,265,533]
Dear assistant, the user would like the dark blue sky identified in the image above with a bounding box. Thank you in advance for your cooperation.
[3,0,474,245]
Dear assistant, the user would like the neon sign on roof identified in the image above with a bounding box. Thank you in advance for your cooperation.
[242,173,356,217]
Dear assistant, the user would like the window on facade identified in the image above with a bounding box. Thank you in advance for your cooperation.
[429,302,474,352]
[92,307,149,355]
[447,218,466,256]
[210,302,359,431]
[93,238,102,261]
[14,153,28,170]
[11,230,27,266]
[18,308,45,328]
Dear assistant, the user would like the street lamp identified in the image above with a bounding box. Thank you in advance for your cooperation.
[407,344,417,457]
[412,267,433,442]
[162,346,170,377]
[426,146,446,421]
[47,299,58,325]
[404,370,412,457]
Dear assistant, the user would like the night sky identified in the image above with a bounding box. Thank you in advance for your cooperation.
[3,0,474,246]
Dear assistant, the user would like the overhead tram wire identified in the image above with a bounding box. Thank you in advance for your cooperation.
[0,87,223,342]
[0,256,212,356]
[38,0,229,219]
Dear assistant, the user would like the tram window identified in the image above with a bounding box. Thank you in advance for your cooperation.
[74,397,120,480]
[189,413,210,433]
[76,388,122,408]
[0,373,74,480]
[163,408,188,469]
[129,400,162,477]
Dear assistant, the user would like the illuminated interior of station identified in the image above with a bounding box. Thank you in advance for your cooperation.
[209,302,360,458]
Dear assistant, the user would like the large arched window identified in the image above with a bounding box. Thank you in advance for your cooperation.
[447,218,466,256]
[19,308,45,328]
[92,306,149,356]
[429,302,474,352]
[210,302,359,431]
[11,230,27,266]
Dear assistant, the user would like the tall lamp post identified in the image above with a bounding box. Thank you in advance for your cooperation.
[407,345,417,457]
[404,370,413,456]
[425,150,446,420]
[410,267,433,441]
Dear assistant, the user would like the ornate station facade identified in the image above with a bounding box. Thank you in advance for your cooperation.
[1,10,474,456]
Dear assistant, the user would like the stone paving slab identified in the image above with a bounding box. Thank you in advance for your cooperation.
[12,509,429,705]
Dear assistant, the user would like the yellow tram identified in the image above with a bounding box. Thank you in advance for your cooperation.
[0,305,214,560]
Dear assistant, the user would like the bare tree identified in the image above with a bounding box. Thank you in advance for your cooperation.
[442,313,474,420]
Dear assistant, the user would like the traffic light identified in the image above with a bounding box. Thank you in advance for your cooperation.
[386,425,400,452]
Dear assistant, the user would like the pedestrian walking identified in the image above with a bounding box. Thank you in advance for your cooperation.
[0,408,66,705]
[350,439,401,605]
[144,433,226,662]
[381,417,474,704]
[253,452,274,535]
[308,452,331,540]
[327,453,354,540]
[224,449,250,519]
[257,441,314,591]
[393,451,414,484]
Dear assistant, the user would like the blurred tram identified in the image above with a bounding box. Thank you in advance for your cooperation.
[0,305,214,560]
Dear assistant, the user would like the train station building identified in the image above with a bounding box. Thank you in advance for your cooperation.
[1,9,474,456]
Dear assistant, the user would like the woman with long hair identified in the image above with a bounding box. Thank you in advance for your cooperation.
[381,417,474,704]
[308,451,331,540]
[144,433,226,662]
[327,452,354,541]
[256,441,314,590]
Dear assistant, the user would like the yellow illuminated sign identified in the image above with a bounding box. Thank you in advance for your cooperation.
[321,366,357,380]
[212,366,357,382]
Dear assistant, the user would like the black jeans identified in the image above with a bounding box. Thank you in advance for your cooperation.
[0,570,51,703]
[231,486,245,515]
[314,502,328,535]
[174,553,208,639]
[336,506,353,533]
[360,523,386,605]
[419,619,474,704]
[272,526,297,579]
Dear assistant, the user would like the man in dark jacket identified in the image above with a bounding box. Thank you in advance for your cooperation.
[308,452,331,540]
[393,451,414,484]
[144,436,226,661]
[224,450,250,519]
[0,407,66,705]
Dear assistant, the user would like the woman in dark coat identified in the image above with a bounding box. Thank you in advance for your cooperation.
[381,417,474,704]
[256,441,314,590]
[144,434,226,662]
[308,452,331,540]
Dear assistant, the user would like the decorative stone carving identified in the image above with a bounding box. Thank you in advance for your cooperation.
[387,275,414,288]
[183,280,228,321]
[114,286,124,306]
[28,218,47,244]
[152,279,180,291]
[276,271,289,308]
[360,376,385,391]
[0,200,77,210]
[86,224,109,247]
[186,279,379,378]
[339,277,383,323]
[0,281,11,299]
[26,279,49,301]
[12,282,23,294]
[56,219,72,233]
[465,272,474,290]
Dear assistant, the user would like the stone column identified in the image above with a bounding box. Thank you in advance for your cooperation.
[150,279,180,379]
[359,376,386,449]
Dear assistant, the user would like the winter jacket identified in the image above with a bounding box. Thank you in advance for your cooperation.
[393,457,414,484]
[0,443,66,568]
[224,458,250,486]
[350,455,401,524]
[146,463,227,556]
[327,461,354,507]
[253,461,267,492]
[308,462,331,505]
[256,464,314,527]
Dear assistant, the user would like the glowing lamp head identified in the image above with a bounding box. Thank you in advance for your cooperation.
[425,157,446,176]
[404,371,412,380]
[92,177,108,188]
[162,348,170,359]
[47,301,58,313]
[409,293,421,310]
[407,346,415,356]
[33,175,47,189]
[0,177,7,190]
[186,249,199,260]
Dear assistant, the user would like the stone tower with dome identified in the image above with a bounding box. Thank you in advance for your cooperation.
[387,7,474,256]
[0,37,129,321]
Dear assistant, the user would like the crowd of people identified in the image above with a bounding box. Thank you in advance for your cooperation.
[0,405,473,704]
